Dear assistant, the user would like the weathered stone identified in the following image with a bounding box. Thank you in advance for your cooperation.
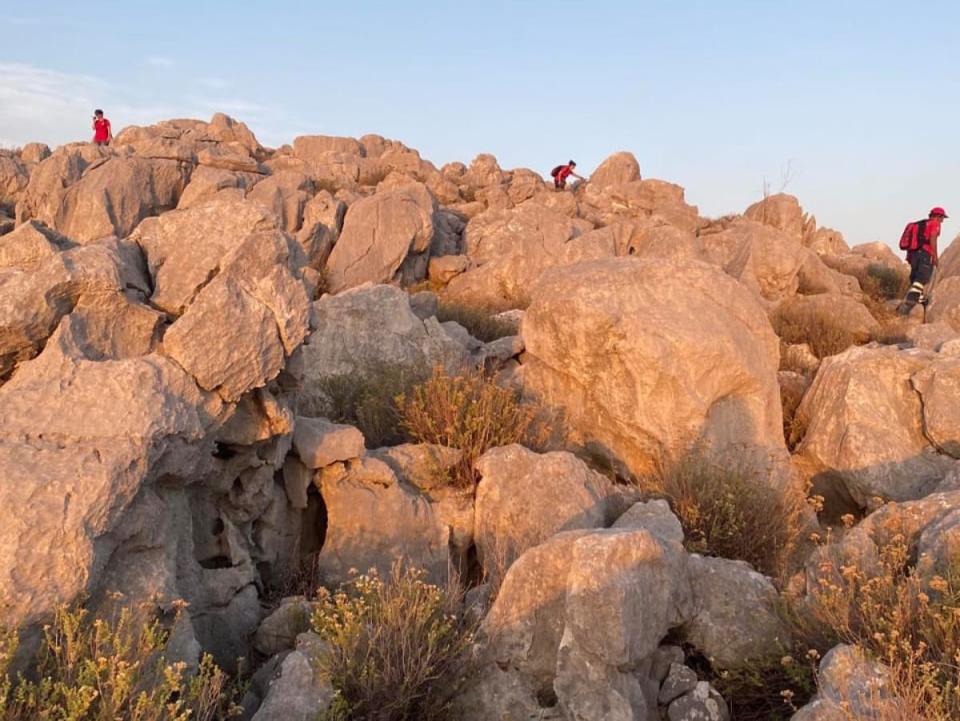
[292,417,365,469]
[667,682,729,721]
[658,663,698,705]
[0,220,73,271]
[772,293,880,344]
[252,632,334,721]
[253,597,316,657]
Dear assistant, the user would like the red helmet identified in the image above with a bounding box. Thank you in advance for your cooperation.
[929,206,949,218]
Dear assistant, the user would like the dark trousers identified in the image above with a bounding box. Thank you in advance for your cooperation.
[898,249,934,315]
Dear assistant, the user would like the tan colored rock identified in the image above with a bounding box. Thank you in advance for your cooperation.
[325,183,436,292]
[464,153,506,189]
[0,220,73,271]
[589,151,641,189]
[246,170,313,233]
[474,445,615,573]
[794,345,955,505]
[292,135,364,159]
[176,165,258,209]
[806,227,849,256]
[772,293,880,344]
[162,229,310,402]
[428,254,469,283]
[522,257,784,479]
[20,143,51,165]
[744,193,806,241]
[0,154,29,211]
[292,417,365,468]
[584,178,699,233]
[132,199,279,315]
[299,285,466,415]
[314,455,450,585]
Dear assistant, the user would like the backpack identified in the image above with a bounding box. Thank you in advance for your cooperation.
[550,165,565,178]
[899,220,927,251]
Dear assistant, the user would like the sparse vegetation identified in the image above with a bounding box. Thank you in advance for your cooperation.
[311,563,474,721]
[655,453,810,580]
[0,605,239,721]
[772,313,856,360]
[805,522,960,720]
[397,366,544,486]
[316,363,427,448]
[435,301,517,343]
[862,263,910,303]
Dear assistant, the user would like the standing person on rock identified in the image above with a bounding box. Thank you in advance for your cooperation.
[550,160,584,191]
[92,109,112,146]
[897,206,948,316]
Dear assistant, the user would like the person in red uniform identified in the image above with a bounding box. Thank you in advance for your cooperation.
[897,206,948,315]
[92,109,112,146]
[551,160,584,190]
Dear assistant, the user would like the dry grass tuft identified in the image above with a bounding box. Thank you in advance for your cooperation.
[397,366,544,487]
[772,313,857,360]
[311,563,474,721]
[435,302,518,343]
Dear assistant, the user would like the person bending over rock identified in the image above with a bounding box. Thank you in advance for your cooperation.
[92,109,112,146]
[897,206,948,316]
[550,160,584,190]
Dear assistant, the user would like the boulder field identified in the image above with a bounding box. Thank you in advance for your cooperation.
[2,115,960,720]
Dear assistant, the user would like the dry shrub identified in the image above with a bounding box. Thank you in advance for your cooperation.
[311,563,474,721]
[862,263,910,302]
[317,363,427,448]
[397,366,543,487]
[779,376,808,451]
[435,301,518,343]
[805,525,960,720]
[0,605,239,720]
[772,314,856,360]
[656,453,810,580]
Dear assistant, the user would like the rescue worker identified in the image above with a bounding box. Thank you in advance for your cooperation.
[897,206,948,316]
[92,109,112,146]
[550,160,584,190]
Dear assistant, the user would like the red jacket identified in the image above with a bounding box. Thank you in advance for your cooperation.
[914,217,942,264]
[93,117,111,142]
[557,164,575,181]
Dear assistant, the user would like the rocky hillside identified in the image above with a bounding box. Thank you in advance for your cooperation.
[2,114,960,720]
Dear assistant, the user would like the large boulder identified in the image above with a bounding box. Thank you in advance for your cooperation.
[251,632,334,721]
[583,178,699,233]
[324,183,436,292]
[522,257,785,480]
[771,293,880,344]
[299,284,467,415]
[314,455,451,586]
[794,345,957,507]
[589,151,641,189]
[473,445,615,574]
[0,153,29,212]
[744,193,808,242]
[18,150,191,242]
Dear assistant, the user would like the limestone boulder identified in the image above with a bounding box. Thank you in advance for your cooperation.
[794,345,957,506]
[589,151,641,189]
[297,190,345,270]
[0,154,29,212]
[299,284,467,416]
[176,165,258,209]
[789,645,894,721]
[132,199,280,315]
[474,445,615,574]
[744,193,806,242]
[325,183,436,292]
[20,143,51,166]
[292,417,365,469]
[0,220,74,271]
[246,170,314,233]
[253,597,316,657]
[583,178,699,233]
[314,455,450,586]
[252,632,334,721]
[771,293,880,344]
[806,227,849,256]
[522,257,784,480]
[0,318,226,628]
[19,152,191,242]
[161,228,311,402]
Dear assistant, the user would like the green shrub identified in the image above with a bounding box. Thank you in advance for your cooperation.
[397,366,543,486]
[656,453,809,580]
[311,564,474,721]
[435,302,517,343]
[316,363,427,448]
[0,605,239,721]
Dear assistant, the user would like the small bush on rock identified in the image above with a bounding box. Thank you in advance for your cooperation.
[772,313,856,360]
[435,302,517,343]
[397,366,542,486]
[0,604,239,721]
[863,263,909,302]
[311,563,474,721]
[657,454,809,580]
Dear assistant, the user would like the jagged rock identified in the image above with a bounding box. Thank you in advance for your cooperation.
[325,183,436,291]
[253,597,316,657]
[789,645,893,721]
[246,170,313,233]
[583,178,699,233]
[589,151,641,189]
[428,254,470,283]
[0,154,29,212]
[20,143,51,165]
[314,455,450,586]
[667,682,729,721]
[161,228,310,402]
[794,345,956,506]
[297,189,345,269]
[292,417,365,469]
[252,632,334,721]
[0,220,74,271]
[683,555,788,668]
[651,646,686,683]
[522,257,785,480]
[659,663,698,705]
[744,193,806,242]
[781,343,820,374]
[474,445,615,574]
[132,199,279,315]
[299,284,467,416]
[176,166,258,209]
[806,227,849,256]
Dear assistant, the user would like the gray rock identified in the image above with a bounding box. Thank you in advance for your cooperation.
[658,663,698,705]
[252,632,334,721]
[293,416,365,469]
[667,681,729,721]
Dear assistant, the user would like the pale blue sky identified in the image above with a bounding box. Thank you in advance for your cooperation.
[1,1,957,246]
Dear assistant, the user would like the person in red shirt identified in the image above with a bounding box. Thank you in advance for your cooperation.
[897,206,948,316]
[551,160,584,190]
[92,109,112,146]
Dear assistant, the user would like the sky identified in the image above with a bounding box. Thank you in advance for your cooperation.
[1,0,957,247]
